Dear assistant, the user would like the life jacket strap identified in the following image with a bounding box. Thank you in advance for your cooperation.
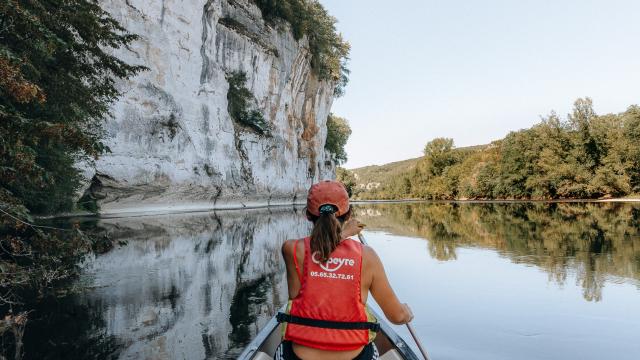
[276,312,381,332]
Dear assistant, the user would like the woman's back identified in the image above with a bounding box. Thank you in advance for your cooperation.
[277,180,412,360]
[282,231,412,360]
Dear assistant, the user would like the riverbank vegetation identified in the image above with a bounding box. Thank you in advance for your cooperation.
[325,114,351,165]
[252,0,350,96]
[352,99,640,200]
[337,167,356,196]
[1,1,142,355]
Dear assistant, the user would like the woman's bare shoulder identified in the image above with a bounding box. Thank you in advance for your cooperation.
[281,239,296,256]
[361,244,382,266]
[361,243,377,255]
[282,238,305,257]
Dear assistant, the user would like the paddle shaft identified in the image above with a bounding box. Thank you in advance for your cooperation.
[357,233,432,360]
[407,323,431,360]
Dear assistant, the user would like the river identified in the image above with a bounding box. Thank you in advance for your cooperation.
[20,202,640,359]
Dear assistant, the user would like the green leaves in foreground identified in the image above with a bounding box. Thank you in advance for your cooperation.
[0,0,142,309]
[1,0,145,214]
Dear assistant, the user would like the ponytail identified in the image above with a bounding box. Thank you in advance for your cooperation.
[308,205,351,263]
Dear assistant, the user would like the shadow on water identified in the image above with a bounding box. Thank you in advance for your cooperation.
[18,295,123,360]
[228,276,271,349]
[355,202,640,302]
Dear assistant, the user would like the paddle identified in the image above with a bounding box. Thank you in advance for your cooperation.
[357,233,432,360]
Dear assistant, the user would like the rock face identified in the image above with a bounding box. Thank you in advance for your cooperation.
[87,0,336,214]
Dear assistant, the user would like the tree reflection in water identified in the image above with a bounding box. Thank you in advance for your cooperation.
[355,202,640,302]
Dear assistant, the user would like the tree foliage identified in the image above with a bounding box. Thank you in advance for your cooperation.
[325,113,351,165]
[0,0,142,315]
[226,71,269,135]
[359,99,640,200]
[1,0,145,214]
[336,167,356,197]
[423,138,458,177]
[252,0,350,96]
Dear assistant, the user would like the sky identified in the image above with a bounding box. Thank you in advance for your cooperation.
[319,0,640,169]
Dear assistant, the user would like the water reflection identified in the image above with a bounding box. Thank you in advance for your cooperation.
[355,202,640,302]
[23,207,310,359]
[19,202,640,359]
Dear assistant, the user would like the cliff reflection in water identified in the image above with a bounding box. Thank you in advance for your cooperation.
[25,208,309,359]
[355,202,640,302]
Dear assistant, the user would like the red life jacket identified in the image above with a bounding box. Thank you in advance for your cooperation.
[281,237,378,351]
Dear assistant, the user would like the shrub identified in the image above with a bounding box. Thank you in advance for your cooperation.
[325,114,351,165]
[226,71,269,134]
[336,167,356,197]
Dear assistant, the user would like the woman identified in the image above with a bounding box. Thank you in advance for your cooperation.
[275,180,413,360]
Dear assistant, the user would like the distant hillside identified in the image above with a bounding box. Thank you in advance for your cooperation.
[349,157,421,192]
[350,144,487,196]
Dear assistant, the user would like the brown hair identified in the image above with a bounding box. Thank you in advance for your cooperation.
[308,206,351,262]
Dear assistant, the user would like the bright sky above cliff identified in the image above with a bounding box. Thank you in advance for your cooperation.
[320,0,640,169]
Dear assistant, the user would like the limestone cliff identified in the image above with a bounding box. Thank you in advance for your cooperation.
[84,0,337,214]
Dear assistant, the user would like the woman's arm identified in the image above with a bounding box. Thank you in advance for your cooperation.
[365,246,414,325]
[341,218,365,238]
[281,239,303,299]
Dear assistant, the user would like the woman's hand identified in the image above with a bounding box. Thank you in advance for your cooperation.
[341,218,366,238]
[402,303,414,324]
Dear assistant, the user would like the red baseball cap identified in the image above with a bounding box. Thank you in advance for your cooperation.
[306,180,350,217]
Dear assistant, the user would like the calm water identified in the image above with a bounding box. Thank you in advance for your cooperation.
[21,202,640,359]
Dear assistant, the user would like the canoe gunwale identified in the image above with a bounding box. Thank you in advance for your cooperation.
[372,307,421,360]
[237,306,421,360]
[237,313,280,359]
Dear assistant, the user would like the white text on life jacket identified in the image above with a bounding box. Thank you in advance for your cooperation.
[311,252,355,272]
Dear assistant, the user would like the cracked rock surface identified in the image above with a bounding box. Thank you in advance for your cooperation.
[85,0,336,214]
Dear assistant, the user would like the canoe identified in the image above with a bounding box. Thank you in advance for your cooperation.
[237,307,421,360]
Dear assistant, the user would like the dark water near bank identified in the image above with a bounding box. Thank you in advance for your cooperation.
[20,202,640,359]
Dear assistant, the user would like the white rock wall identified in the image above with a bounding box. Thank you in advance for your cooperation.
[87,0,337,214]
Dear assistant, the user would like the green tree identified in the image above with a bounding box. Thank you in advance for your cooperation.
[496,129,539,198]
[588,113,631,196]
[325,113,351,165]
[518,115,574,199]
[569,98,600,168]
[336,167,356,197]
[0,0,143,312]
[622,106,640,193]
[1,0,144,214]
[423,138,457,177]
[456,143,500,199]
